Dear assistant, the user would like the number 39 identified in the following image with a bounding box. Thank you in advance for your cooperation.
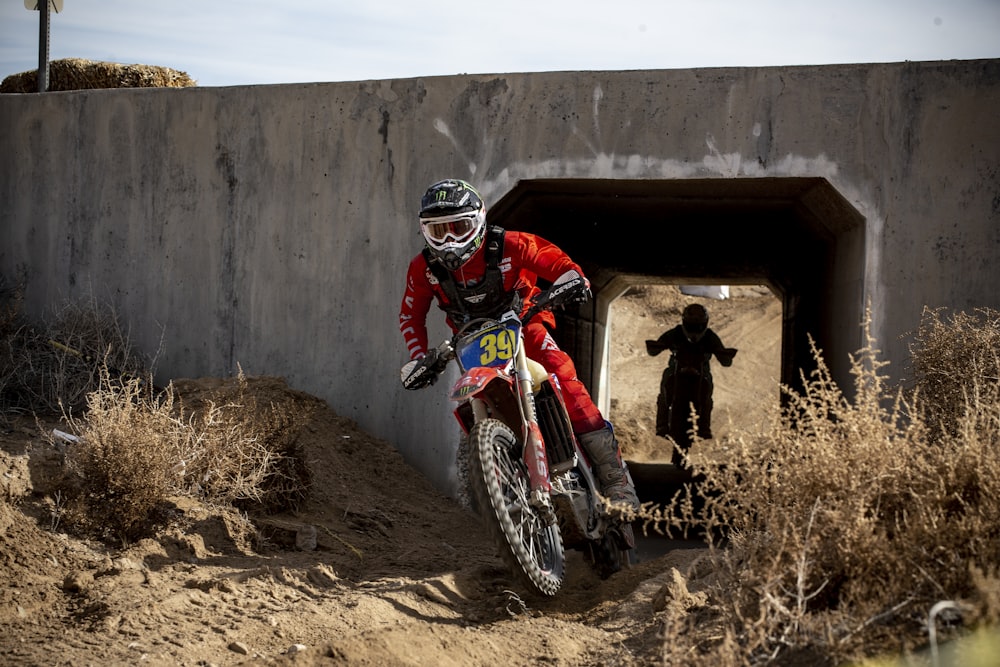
[479,330,514,365]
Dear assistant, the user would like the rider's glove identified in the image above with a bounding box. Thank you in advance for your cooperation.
[557,276,591,308]
[400,349,440,390]
[645,339,666,356]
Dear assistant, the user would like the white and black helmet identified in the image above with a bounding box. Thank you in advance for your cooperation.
[418,179,487,271]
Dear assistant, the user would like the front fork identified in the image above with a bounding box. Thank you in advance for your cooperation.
[513,343,556,524]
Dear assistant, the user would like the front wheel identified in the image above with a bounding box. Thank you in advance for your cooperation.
[468,419,565,596]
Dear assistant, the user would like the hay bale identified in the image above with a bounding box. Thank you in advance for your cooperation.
[1,57,197,93]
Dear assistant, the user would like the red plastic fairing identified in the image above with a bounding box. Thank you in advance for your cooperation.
[448,366,511,402]
[524,421,552,493]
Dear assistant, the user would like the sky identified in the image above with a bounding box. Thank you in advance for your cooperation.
[2,0,999,87]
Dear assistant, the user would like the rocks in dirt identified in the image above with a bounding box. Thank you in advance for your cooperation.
[257,518,318,551]
[343,508,393,537]
[226,640,309,658]
[651,567,707,615]
[62,570,94,594]
[228,640,251,655]
[295,524,317,551]
[305,563,339,588]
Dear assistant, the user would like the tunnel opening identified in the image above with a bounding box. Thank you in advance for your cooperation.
[489,177,866,509]
[489,177,866,404]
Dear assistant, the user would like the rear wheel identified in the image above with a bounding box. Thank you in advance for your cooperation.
[468,419,565,596]
[588,523,634,579]
[669,373,704,465]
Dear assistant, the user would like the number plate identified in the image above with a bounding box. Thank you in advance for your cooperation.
[456,321,520,372]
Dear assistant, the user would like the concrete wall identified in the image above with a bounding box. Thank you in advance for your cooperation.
[2,60,998,496]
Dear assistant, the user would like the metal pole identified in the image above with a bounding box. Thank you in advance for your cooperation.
[37,0,51,93]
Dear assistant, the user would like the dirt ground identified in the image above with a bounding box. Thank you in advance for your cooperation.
[0,285,782,666]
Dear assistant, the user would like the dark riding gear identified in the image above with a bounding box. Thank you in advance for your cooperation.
[646,305,736,465]
[681,303,710,342]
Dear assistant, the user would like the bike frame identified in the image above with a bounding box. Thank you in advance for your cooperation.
[667,364,709,448]
[447,323,553,495]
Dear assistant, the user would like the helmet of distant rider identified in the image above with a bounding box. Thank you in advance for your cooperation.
[681,303,709,342]
[418,179,487,271]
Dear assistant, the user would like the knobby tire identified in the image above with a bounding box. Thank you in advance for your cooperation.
[468,418,565,597]
[587,523,633,579]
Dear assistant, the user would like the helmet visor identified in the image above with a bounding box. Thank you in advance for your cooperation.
[684,321,707,335]
[421,211,481,249]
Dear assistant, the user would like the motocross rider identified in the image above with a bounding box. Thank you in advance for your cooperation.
[399,179,639,512]
[645,303,737,442]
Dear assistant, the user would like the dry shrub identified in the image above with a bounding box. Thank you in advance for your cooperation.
[1,57,196,93]
[170,372,319,514]
[0,283,149,415]
[0,273,27,419]
[906,306,1000,440]
[1,279,316,543]
[59,369,317,543]
[651,309,1000,665]
[61,372,185,541]
[0,272,23,337]
[15,297,147,414]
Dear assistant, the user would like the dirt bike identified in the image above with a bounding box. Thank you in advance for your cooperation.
[402,270,635,597]
[660,362,711,467]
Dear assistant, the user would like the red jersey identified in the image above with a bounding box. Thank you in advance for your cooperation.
[399,230,584,360]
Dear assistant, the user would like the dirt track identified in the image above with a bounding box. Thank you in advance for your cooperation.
[0,285,781,666]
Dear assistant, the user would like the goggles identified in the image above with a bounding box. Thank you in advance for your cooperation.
[684,321,707,335]
[420,211,482,248]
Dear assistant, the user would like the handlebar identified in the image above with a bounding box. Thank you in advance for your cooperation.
[522,270,590,324]
[402,270,590,390]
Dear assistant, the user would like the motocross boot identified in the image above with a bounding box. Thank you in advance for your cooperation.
[577,425,640,512]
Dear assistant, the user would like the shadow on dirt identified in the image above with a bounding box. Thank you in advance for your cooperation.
[627,460,718,563]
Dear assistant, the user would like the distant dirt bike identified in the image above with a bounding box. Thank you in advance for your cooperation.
[660,361,711,466]
[402,270,635,596]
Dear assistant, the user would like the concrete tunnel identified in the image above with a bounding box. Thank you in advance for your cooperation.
[487,177,867,495]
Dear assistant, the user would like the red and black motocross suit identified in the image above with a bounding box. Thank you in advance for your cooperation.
[399,226,606,434]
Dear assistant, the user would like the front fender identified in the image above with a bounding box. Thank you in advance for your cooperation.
[450,367,522,435]
[449,366,514,402]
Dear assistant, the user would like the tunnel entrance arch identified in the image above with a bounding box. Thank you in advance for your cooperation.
[487,177,867,412]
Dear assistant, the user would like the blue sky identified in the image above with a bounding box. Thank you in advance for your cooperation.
[2,0,998,87]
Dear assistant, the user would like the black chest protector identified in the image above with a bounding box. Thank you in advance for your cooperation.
[423,226,521,328]
[667,332,714,378]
